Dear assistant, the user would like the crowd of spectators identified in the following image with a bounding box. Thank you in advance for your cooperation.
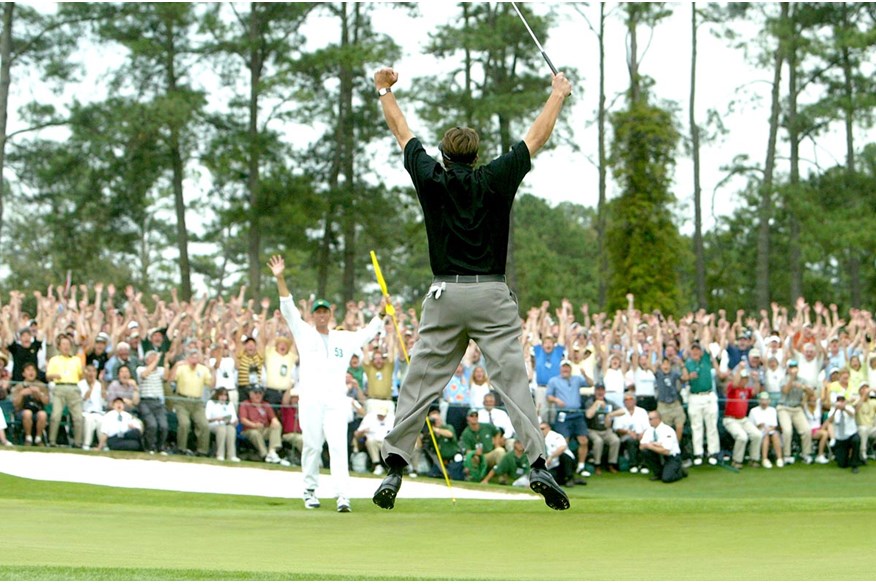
[1,283,873,486]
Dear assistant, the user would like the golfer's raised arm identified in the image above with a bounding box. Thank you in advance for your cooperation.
[523,72,572,157]
[375,67,413,150]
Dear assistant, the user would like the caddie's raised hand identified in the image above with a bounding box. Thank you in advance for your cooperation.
[267,255,285,277]
[374,67,398,91]
[552,72,572,97]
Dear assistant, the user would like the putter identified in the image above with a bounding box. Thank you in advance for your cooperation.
[511,2,558,76]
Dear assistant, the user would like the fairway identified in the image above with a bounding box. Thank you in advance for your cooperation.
[1,456,875,580]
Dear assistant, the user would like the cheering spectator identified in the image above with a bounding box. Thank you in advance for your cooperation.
[264,336,297,407]
[167,349,212,456]
[236,335,265,403]
[137,351,169,455]
[469,365,492,409]
[12,363,48,444]
[78,364,105,450]
[777,359,814,465]
[683,340,721,467]
[96,397,142,451]
[749,392,783,468]
[545,361,590,475]
[722,369,762,469]
[828,395,863,473]
[46,334,84,447]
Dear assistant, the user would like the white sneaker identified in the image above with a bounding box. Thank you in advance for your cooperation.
[629,466,639,474]
[783,456,794,465]
[337,497,351,513]
[580,469,592,477]
[372,464,385,476]
[303,491,320,509]
[279,459,291,467]
[25,436,33,445]
[230,456,241,462]
[815,454,830,464]
[265,451,280,464]
[707,456,718,466]
[776,458,784,468]
[640,467,649,475]
[803,455,813,464]
[763,459,773,469]
[693,457,703,466]
[82,445,91,451]
[217,455,225,461]
[829,438,836,448]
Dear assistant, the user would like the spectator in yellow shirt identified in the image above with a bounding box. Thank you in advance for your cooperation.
[167,350,212,456]
[46,335,84,447]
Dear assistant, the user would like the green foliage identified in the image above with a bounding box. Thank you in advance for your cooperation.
[606,98,683,314]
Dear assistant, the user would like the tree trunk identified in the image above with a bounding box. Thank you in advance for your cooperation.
[848,252,861,308]
[840,2,855,174]
[786,2,802,304]
[166,21,192,300]
[596,3,608,308]
[690,5,706,309]
[756,11,784,311]
[0,3,13,249]
[340,4,356,301]
[627,7,640,103]
[247,3,264,298]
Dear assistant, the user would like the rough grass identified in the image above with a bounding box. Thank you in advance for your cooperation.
[1,461,874,580]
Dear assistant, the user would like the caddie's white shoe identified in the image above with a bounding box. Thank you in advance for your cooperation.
[303,490,320,509]
[337,497,351,513]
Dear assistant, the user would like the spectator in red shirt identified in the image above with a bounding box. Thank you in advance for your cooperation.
[722,368,763,469]
[239,387,287,466]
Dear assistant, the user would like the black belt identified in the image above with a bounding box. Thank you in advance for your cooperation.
[433,274,505,283]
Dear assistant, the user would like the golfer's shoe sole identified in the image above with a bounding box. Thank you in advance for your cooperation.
[530,477,571,511]
[372,486,397,510]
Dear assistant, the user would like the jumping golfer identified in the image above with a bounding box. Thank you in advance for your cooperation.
[371,67,573,510]
[269,255,386,513]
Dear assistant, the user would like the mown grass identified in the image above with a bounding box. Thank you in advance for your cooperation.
[1,456,874,580]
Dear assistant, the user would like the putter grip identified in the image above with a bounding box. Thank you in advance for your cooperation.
[542,51,558,76]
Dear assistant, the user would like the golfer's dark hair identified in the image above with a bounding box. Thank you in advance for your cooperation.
[440,127,479,165]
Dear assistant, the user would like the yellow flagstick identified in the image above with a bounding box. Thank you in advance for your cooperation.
[370,250,456,504]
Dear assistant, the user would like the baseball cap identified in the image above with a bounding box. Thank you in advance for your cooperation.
[96,332,110,343]
[859,381,870,391]
[127,321,139,329]
[836,394,846,401]
[766,335,780,345]
[467,408,479,417]
[749,349,761,359]
[740,368,750,377]
[249,385,264,393]
[377,405,389,416]
[311,299,331,313]
[758,391,770,400]
[560,359,572,367]
[594,382,605,390]
[788,359,798,367]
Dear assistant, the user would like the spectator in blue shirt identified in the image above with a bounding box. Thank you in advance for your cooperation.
[546,360,591,477]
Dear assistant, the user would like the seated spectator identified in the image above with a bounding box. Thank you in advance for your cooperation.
[481,437,530,486]
[804,391,830,464]
[239,386,287,466]
[722,369,762,469]
[584,383,621,474]
[205,388,239,462]
[749,392,783,468]
[829,395,863,473]
[639,410,686,483]
[777,359,814,465]
[137,351,169,455]
[96,397,142,451]
[280,387,303,465]
[854,382,875,462]
[421,408,461,479]
[463,443,488,482]
[546,360,590,477]
[106,364,140,414]
[78,364,106,450]
[539,420,581,487]
[608,391,650,473]
[13,362,49,445]
[460,408,504,469]
[355,405,394,475]
[0,351,10,400]
[167,349,212,456]
[477,391,516,451]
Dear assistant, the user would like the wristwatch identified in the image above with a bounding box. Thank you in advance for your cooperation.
[377,87,391,97]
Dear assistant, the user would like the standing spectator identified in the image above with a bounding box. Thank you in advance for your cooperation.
[584,383,621,474]
[608,392,650,473]
[777,359,814,465]
[239,386,286,465]
[210,341,239,406]
[684,341,721,466]
[235,336,265,403]
[13,362,49,444]
[84,332,111,379]
[137,350,169,455]
[355,406,395,475]
[639,410,686,483]
[441,362,470,437]
[271,254,384,513]
[531,333,566,418]
[46,334,84,447]
[654,357,687,444]
[722,370,762,469]
[749,392,784,468]
[469,365,493,409]
[828,395,863,473]
[141,328,172,366]
[363,344,396,415]
[95,397,142,452]
[6,327,43,382]
[628,351,658,412]
[853,382,875,462]
[205,388,239,462]
[167,349,212,456]
[793,342,824,390]
[104,342,140,384]
[545,361,590,476]
[77,364,105,450]
[539,420,580,488]
[264,336,297,407]
[763,356,786,404]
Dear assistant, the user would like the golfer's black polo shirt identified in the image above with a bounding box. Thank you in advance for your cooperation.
[403,137,531,276]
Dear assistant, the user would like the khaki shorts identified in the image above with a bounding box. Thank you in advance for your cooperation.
[658,400,687,428]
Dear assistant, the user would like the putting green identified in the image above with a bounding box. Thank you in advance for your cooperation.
[1,462,873,580]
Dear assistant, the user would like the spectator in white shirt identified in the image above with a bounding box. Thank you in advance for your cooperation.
[96,397,142,451]
[608,392,650,473]
[355,406,395,475]
[539,420,582,488]
[78,364,105,450]
[749,392,783,469]
[477,392,516,449]
[829,395,863,473]
[206,388,239,462]
[639,410,685,483]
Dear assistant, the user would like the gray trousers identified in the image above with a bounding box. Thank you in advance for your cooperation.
[382,280,543,465]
